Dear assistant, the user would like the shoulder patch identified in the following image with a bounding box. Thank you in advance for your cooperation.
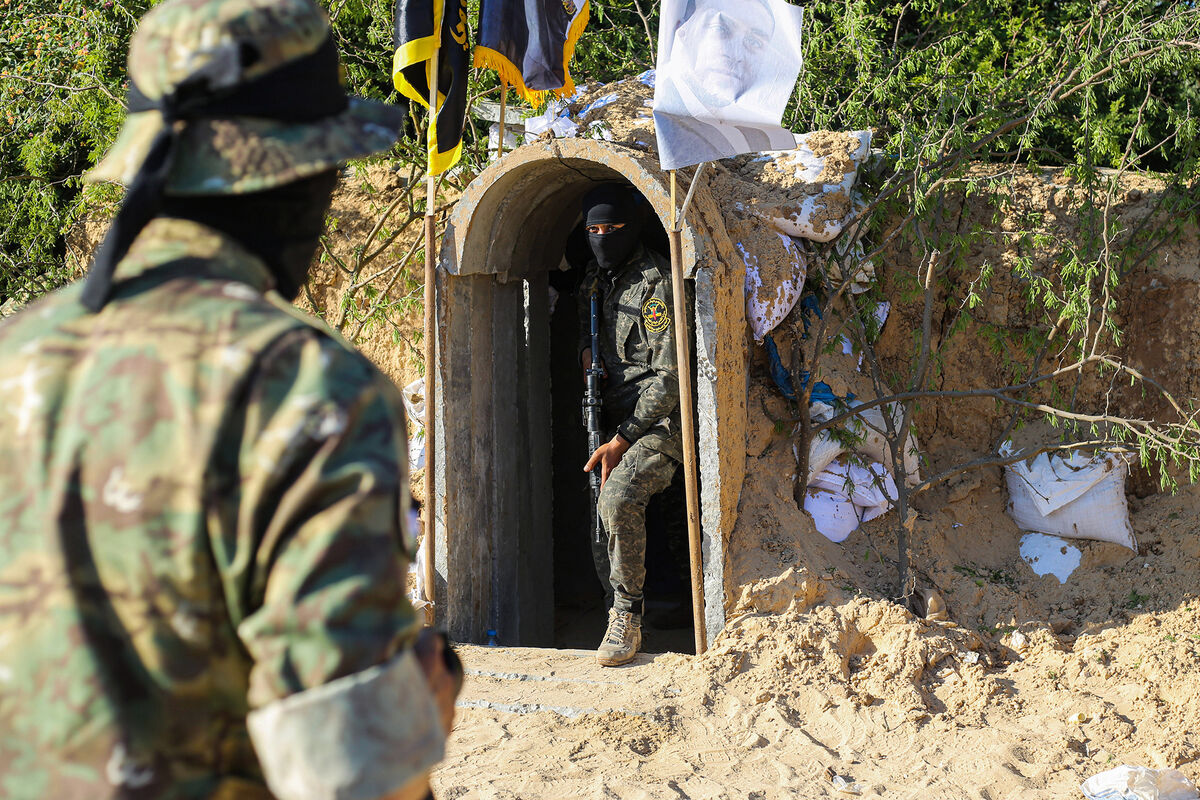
[642,297,671,333]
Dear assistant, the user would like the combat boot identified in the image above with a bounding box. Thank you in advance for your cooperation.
[596,608,642,666]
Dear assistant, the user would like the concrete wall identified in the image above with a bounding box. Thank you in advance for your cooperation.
[430,138,747,645]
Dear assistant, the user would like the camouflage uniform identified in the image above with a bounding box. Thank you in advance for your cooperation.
[580,245,682,616]
[0,1,444,798]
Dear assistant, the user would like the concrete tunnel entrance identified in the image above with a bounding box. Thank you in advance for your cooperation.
[428,139,747,649]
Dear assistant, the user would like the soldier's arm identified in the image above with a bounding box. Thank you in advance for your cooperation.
[209,327,445,800]
[615,269,681,444]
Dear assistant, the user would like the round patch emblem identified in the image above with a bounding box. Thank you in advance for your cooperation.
[642,297,671,333]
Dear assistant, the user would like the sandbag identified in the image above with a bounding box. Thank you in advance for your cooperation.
[804,458,898,542]
[741,130,873,242]
[845,405,922,486]
[1003,447,1136,550]
[740,230,807,341]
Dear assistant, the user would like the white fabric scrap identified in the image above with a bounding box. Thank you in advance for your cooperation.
[587,121,614,141]
[1081,765,1199,800]
[1019,532,1081,584]
[637,69,656,87]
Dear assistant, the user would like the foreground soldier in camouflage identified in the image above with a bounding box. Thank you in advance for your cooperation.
[579,185,682,667]
[0,1,456,797]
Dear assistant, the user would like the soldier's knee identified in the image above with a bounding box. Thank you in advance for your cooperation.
[597,487,623,530]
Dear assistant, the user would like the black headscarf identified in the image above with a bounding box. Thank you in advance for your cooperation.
[581,184,647,274]
[161,170,338,301]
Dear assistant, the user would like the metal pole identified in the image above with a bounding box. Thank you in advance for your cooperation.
[497,78,508,157]
[669,170,707,655]
[422,35,441,622]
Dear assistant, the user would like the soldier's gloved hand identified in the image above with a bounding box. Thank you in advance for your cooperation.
[414,629,463,738]
[584,433,631,489]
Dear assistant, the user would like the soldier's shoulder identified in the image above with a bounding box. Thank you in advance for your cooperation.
[633,247,672,284]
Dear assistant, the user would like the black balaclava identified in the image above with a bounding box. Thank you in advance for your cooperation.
[581,184,646,274]
[161,169,338,301]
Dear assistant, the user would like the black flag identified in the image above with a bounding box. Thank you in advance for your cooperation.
[475,0,589,103]
[394,0,470,174]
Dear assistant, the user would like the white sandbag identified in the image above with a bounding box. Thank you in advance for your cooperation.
[402,378,427,470]
[741,232,808,341]
[844,405,922,486]
[811,459,897,522]
[803,430,845,481]
[804,458,898,542]
[1003,446,1136,550]
[803,488,860,543]
[743,130,872,242]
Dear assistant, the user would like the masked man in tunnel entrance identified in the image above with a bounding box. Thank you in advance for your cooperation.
[579,184,683,667]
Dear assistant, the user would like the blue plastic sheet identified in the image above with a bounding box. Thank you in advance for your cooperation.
[762,334,854,406]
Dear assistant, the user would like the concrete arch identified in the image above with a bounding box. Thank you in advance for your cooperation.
[430,139,747,648]
[445,138,714,280]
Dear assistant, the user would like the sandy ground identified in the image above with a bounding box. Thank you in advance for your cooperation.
[435,479,1199,799]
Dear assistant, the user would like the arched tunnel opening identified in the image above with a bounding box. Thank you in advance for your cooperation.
[429,139,744,651]
[547,198,694,654]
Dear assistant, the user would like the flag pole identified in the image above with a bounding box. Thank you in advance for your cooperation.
[422,36,441,623]
[497,78,508,157]
[669,168,707,655]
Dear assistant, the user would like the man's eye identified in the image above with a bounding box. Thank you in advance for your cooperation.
[746,35,765,52]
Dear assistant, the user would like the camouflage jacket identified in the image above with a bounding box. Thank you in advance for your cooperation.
[0,219,443,799]
[578,245,682,461]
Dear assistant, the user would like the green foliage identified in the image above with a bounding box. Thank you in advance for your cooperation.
[0,0,148,303]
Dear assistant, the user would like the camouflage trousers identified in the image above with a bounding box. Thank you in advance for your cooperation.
[590,438,680,615]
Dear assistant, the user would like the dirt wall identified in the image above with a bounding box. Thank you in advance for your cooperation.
[871,169,1199,490]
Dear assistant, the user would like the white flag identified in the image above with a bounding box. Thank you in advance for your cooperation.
[653,0,804,170]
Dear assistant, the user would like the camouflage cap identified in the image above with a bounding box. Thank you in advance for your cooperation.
[87,0,405,195]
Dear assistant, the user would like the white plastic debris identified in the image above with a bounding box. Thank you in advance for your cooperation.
[402,378,427,470]
[637,68,656,88]
[745,130,872,242]
[409,535,429,610]
[1020,532,1082,583]
[830,234,877,294]
[1002,444,1137,550]
[804,458,898,543]
[524,100,579,138]
[831,775,865,795]
[587,120,614,141]
[1081,765,1199,800]
[487,123,521,158]
[740,233,808,341]
[579,92,619,117]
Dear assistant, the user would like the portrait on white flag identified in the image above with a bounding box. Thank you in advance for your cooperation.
[652,0,804,170]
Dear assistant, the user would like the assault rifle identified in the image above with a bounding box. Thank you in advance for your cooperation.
[583,286,604,544]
